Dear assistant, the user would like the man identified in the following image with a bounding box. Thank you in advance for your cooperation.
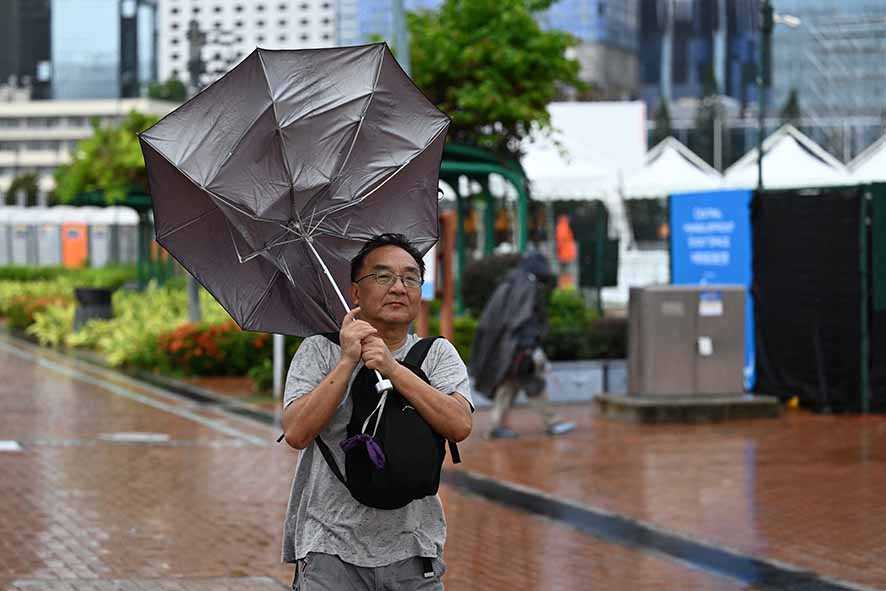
[470,251,575,439]
[281,233,473,590]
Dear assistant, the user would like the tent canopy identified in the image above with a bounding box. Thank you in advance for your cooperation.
[623,137,722,198]
[849,134,886,184]
[520,101,647,202]
[723,125,855,190]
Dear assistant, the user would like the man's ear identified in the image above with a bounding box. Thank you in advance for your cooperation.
[349,282,359,306]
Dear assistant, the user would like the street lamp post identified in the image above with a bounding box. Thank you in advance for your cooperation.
[757,0,773,192]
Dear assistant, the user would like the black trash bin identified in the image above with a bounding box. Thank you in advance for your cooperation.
[73,288,113,331]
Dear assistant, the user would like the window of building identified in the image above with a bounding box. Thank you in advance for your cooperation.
[300,3,309,10]
[235,4,243,12]
[192,6,200,14]
[321,2,331,9]
[68,116,86,127]
[213,52,222,61]
[278,34,287,42]
[171,37,180,45]
[171,69,180,78]
[214,20,223,28]
[278,19,287,26]
[598,1,606,17]
[256,3,265,12]
[300,33,309,41]
[321,33,330,40]
[257,19,265,27]
[171,22,179,29]
[235,19,244,27]
[171,7,179,14]
[279,3,287,10]
[300,18,308,25]
[213,5,222,13]
[321,17,330,25]
[171,52,180,61]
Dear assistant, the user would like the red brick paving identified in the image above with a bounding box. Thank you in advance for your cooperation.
[0,338,750,590]
[457,405,886,589]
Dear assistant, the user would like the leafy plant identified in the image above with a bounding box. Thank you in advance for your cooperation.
[54,111,159,204]
[27,303,75,348]
[409,0,582,154]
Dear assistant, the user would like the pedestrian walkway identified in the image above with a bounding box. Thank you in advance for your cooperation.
[1,335,884,590]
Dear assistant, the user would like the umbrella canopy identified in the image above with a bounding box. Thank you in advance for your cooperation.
[139,44,449,336]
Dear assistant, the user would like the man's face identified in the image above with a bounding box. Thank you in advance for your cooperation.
[350,245,422,328]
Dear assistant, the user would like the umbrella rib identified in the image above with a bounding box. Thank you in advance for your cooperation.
[257,50,298,222]
[314,47,384,204]
[155,208,218,241]
[243,269,280,328]
[307,123,449,234]
[204,104,276,188]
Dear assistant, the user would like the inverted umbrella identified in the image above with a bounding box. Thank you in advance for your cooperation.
[139,44,449,393]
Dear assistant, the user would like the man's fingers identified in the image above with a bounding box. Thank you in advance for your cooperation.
[342,306,361,324]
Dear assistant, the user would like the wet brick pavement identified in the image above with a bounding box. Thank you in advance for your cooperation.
[1,335,883,590]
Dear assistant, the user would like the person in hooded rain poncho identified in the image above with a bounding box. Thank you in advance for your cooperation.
[469,251,576,439]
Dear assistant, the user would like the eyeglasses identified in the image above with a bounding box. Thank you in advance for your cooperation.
[354,271,423,289]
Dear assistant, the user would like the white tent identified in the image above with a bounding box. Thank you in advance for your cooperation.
[849,134,886,184]
[521,101,647,202]
[623,137,722,198]
[723,125,855,190]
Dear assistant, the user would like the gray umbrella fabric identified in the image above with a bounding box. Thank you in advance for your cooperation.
[139,43,449,336]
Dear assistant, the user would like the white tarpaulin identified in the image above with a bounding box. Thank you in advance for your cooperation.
[849,134,886,184]
[623,137,722,198]
[723,125,855,190]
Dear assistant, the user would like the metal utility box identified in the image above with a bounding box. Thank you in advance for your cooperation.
[628,285,745,396]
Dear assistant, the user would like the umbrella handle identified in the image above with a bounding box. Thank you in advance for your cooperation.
[305,236,394,394]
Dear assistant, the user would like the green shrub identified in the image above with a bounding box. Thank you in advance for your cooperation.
[248,358,274,394]
[0,265,135,288]
[6,295,72,331]
[157,320,272,376]
[27,303,75,347]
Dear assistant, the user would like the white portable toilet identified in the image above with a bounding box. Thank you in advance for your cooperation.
[83,207,111,267]
[112,206,139,264]
[0,207,18,266]
[35,208,63,266]
[9,208,38,266]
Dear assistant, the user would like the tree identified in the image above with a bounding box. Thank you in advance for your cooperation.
[651,100,673,146]
[148,78,188,102]
[408,0,583,155]
[54,111,159,204]
[780,87,802,128]
[6,173,39,206]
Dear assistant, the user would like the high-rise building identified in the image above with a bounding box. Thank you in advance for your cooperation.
[157,0,337,89]
[538,0,640,99]
[0,0,52,99]
[51,0,158,100]
[771,0,886,120]
[640,0,759,111]
[336,0,437,48]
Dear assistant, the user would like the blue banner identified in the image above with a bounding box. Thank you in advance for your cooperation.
[670,189,754,389]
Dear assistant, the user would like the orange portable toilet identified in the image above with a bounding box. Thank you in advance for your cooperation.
[61,207,89,268]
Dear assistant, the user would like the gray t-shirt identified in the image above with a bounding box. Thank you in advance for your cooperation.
[281,333,473,567]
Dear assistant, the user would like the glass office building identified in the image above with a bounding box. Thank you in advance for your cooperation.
[639,0,759,110]
[51,0,156,100]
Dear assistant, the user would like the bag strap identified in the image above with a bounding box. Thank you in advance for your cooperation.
[404,336,462,464]
[315,436,347,486]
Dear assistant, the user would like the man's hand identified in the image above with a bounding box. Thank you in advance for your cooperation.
[361,335,399,377]
[340,307,376,365]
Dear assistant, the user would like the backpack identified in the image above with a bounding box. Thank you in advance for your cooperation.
[315,333,461,510]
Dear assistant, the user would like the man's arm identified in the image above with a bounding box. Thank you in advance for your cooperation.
[390,366,473,442]
[361,337,472,442]
[282,307,376,449]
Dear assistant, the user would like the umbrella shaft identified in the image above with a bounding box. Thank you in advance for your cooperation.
[304,236,350,316]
